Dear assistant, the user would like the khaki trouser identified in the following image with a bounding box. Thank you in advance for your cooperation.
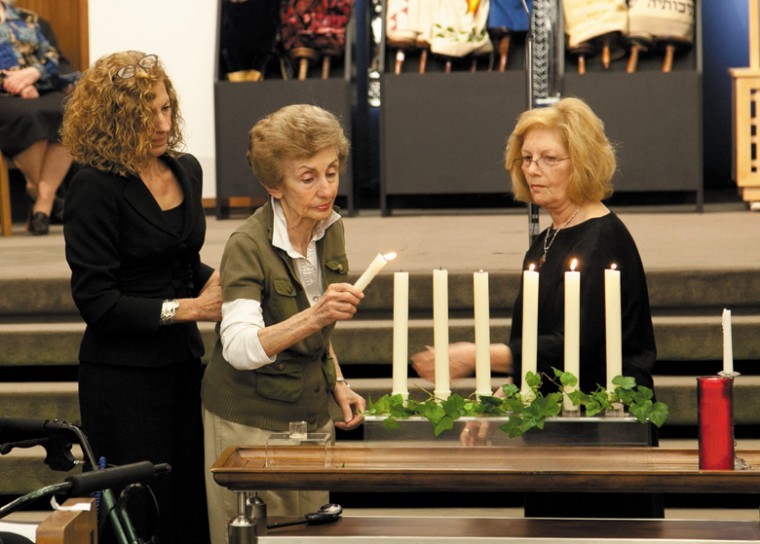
[203,407,332,544]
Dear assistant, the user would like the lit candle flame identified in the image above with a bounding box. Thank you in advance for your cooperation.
[383,252,397,262]
[529,263,536,272]
[570,258,578,271]
[610,263,618,271]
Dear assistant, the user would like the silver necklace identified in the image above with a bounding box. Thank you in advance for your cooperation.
[541,206,581,265]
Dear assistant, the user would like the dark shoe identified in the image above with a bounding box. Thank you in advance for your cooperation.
[28,212,50,235]
[51,196,65,224]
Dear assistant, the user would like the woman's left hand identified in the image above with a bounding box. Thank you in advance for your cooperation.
[333,382,366,431]
[3,67,41,96]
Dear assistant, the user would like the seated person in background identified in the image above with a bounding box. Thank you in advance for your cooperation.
[0,1,73,235]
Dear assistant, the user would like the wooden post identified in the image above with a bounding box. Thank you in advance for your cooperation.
[0,155,12,237]
[729,0,760,207]
[751,0,759,70]
[36,498,98,544]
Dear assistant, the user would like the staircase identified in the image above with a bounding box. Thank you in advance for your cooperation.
[1,210,760,505]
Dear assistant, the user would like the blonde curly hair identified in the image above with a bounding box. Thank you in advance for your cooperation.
[61,50,184,177]
[505,97,616,205]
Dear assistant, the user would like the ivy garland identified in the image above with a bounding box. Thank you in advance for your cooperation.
[364,368,669,438]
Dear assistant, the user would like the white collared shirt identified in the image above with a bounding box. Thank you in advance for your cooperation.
[220,199,340,370]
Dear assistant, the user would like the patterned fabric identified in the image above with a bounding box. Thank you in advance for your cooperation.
[429,0,493,58]
[0,4,59,85]
[386,0,418,45]
[628,0,694,44]
[280,0,354,54]
[563,0,627,48]
[487,0,531,33]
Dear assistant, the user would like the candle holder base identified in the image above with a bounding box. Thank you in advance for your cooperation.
[605,403,626,417]
[475,389,493,399]
[363,415,652,446]
[718,370,741,379]
[434,390,451,401]
[561,406,581,417]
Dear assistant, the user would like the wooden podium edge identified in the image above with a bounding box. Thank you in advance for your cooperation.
[36,497,97,544]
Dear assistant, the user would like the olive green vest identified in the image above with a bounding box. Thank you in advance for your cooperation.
[201,201,349,431]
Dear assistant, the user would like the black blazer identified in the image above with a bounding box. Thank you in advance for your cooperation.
[63,154,214,367]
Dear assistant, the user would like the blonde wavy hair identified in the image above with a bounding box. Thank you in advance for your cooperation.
[247,104,350,189]
[505,97,616,205]
[61,50,184,177]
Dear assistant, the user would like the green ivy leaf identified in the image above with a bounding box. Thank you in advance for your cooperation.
[525,371,542,388]
[501,383,520,397]
[364,372,668,438]
[612,375,636,390]
[382,416,400,431]
[649,402,669,428]
[433,416,456,437]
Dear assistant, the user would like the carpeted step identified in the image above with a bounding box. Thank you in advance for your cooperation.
[0,382,79,424]
[2,315,759,368]
[0,446,83,496]
[1,268,759,321]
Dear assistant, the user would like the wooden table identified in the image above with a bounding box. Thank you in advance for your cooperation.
[211,445,760,542]
[212,444,760,494]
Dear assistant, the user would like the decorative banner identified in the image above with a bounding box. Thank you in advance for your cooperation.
[563,0,627,71]
[386,0,419,74]
[387,0,419,45]
[487,0,532,71]
[280,0,354,79]
[429,0,493,68]
[628,0,695,73]
[628,0,695,42]
[412,0,438,72]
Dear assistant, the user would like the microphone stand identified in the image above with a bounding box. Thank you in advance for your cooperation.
[523,0,564,246]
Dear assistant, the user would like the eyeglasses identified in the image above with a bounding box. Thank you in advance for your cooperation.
[514,155,570,169]
[114,54,158,80]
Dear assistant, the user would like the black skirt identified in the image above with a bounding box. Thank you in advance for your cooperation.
[78,359,211,544]
[0,90,67,157]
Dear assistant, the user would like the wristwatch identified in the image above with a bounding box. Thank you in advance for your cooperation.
[160,299,180,326]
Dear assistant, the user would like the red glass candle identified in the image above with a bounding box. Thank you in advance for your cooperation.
[697,376,735,470]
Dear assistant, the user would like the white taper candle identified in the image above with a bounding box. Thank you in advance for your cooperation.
[473,270,491,397]
[722,308,734,375]
[563,258,580,412]
[392,271,409,399]
[605,264,623,391]
[433,268,450,400]
[353,252,397,292]
[521,264,539,393]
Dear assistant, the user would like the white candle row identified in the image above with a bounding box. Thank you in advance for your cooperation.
[522,259,623,399]
[391,262,625,402]
[392,269,492,400]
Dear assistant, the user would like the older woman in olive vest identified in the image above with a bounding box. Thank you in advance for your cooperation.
[201,104,366,544]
